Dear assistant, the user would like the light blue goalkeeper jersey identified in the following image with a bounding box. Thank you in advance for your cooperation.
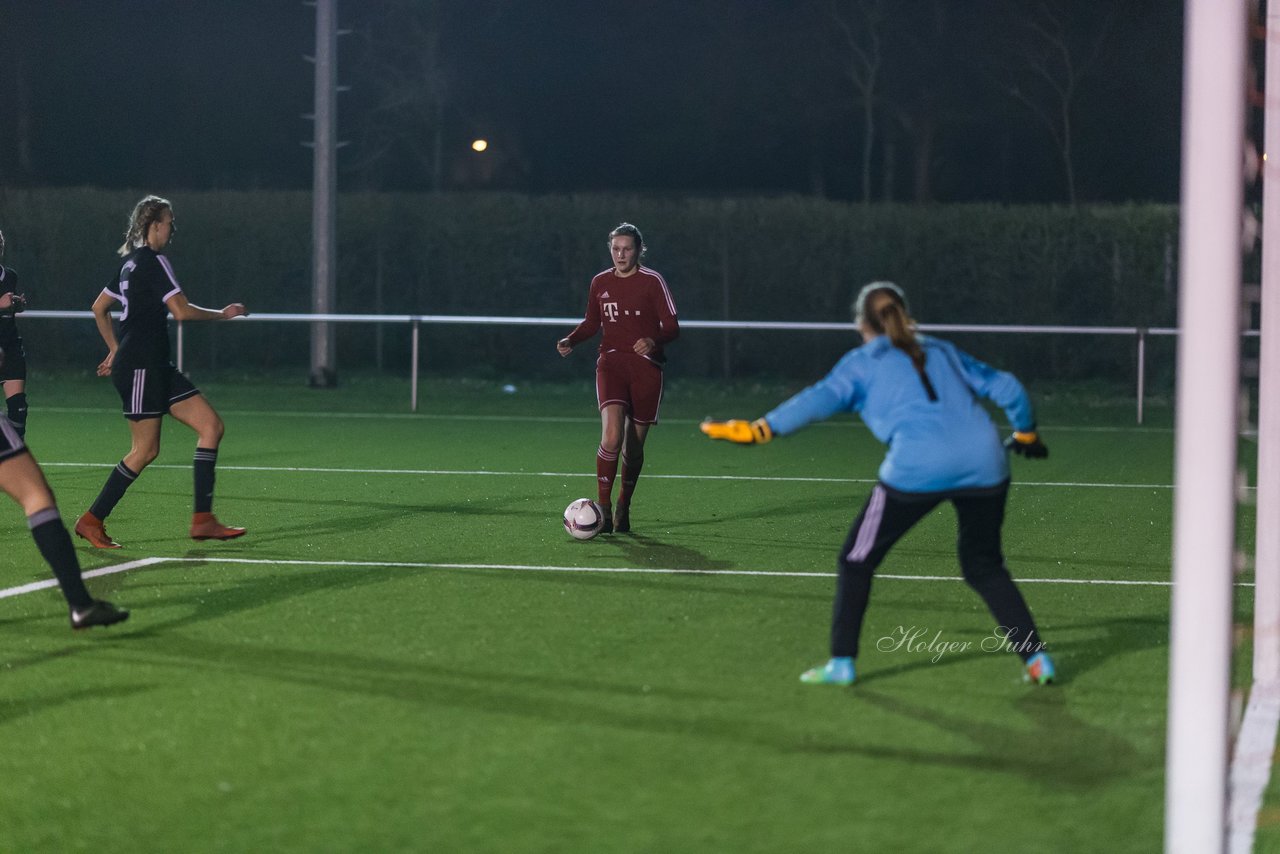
[763,335,1036,493]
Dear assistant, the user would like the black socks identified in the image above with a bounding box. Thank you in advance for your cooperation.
[29,508,92,609]
[89,461,139,520]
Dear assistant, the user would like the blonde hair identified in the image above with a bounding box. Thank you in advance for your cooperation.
[860,284,921,368]
[857,282,937,399]
[118,195,172,256]
[865,289,925,372]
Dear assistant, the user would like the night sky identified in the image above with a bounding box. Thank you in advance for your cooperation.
[0,0,1184,203]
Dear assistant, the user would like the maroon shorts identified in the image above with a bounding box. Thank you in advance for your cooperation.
[596,350,665,425]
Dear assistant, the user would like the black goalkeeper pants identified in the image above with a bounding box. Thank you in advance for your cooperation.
[828,481,1045,662]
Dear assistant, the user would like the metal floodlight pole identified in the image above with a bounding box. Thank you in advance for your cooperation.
[309,0,338,387]
[1165,0,1247,851]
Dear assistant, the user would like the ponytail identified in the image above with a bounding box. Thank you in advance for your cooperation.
[874,299,926,373]
[862,285,938,401]
[118,195,172,256]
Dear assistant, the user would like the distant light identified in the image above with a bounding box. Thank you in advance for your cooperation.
[471,139,489,152]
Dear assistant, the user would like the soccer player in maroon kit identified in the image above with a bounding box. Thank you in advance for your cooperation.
[557,223,679,534]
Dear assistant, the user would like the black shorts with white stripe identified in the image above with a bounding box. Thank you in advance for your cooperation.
[0,412,27,463]
[111,363,199,421]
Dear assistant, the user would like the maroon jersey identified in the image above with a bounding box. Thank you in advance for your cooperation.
[565,266,679,364]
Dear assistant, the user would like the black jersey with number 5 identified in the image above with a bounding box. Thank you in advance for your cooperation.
[103,247,184,371]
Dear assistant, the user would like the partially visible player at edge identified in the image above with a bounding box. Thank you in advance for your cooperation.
[702,281,1056,686]
[75,195,248,549]
[557,223,679,534]
[0,333,128,628]
[0,230,31,437]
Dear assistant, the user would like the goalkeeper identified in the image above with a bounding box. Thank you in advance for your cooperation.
[702,281,1055,687]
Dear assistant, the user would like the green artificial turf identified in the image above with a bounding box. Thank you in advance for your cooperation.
[0,371,1245,852]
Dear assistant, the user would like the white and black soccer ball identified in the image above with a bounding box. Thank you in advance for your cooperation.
[563,498,604,541]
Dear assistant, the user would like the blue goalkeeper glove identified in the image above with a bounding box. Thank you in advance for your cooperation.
[700,418,773,444]
[1004,429,1048,459]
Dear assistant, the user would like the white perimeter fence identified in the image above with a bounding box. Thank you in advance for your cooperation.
[19,310,1223,423]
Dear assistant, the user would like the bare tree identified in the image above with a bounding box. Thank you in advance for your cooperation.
[0,2,37,183]
[880,2,949,202]
[717,1,844,198]
[828,0,888,204]
[347,0,453,191]
[996,0,1117,205]
[880,2,999,203]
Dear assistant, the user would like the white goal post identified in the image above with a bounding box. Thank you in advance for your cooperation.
[1166,0,1248,852]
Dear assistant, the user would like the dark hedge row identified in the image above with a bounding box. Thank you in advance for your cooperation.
[0,188,1177,384]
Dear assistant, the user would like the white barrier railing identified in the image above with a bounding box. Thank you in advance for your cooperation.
[20,310,1202,422]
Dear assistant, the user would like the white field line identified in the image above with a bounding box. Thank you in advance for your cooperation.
[0,557,170,600]
[1229,682,1280,854]
[38,461,1174,490]
[0,556,1226,602]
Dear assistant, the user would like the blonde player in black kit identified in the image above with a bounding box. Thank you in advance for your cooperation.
[75,195,248,549]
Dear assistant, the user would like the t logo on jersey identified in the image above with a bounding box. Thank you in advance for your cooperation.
[602,301,619,322]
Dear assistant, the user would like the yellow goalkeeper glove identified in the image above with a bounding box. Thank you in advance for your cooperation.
[700,418,773,444]
[1003,429,1049,459]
